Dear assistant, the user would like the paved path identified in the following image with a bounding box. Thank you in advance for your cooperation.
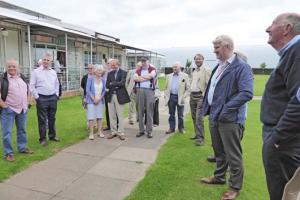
[0,97,171,200]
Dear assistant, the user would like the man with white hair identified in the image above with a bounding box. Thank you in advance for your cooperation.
[200,35,253,200]
[261,13,300,200]
[0,59,33,161]
[165,62,190,134]
[30,53,60,146]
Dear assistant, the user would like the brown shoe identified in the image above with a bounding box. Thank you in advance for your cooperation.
[106,134,117,139]
[20,148,34,154]
[221,189,239,200]
[200,176,226,185]
[5,154,15,162]
[119,135,126,140]
[165,129,175,134]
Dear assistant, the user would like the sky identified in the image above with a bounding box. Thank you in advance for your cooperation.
[7,0,300,49]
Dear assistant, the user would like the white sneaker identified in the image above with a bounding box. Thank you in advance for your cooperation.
[89,134,94,140]
[98,132,105,138]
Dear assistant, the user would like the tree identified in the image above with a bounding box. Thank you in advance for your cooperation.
[185,58,192,75]
[260,62,267,74]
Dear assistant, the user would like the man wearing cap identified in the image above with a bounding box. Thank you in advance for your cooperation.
[134,57,157,138]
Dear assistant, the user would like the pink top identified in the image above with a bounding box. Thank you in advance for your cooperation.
[6,74,28,114]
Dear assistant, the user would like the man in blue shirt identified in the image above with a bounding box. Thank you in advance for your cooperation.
[164,62,190,134]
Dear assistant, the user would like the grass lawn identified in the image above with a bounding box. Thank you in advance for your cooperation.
[253,75,269,96]
[158,77,166,90]
[125,100,268,200]
[0,96,88,182]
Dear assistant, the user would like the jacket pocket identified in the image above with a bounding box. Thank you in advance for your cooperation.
[218,105,237,123]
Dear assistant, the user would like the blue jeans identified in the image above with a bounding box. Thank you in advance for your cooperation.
[1,107,28,156]
[168,94,184,131]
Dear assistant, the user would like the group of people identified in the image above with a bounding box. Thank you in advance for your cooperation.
[0,53,61,161]
[1,11,299,200]
[162,12,300,200]
[81,56,159,141]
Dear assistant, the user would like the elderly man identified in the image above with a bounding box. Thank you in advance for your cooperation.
[261,13,300,200]
[190,54,211,146]
[134,57,156,138]
[106,59,130,140]
[126,62,142,125]
[200,35,253,200]
[30,53,60,146]
[0,59,33,161]
[165,62,190,134]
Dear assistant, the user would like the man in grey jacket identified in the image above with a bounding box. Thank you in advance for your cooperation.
[200,35,253,200]
[261,13,300,200]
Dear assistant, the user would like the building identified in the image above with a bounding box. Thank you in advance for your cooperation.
[0,1,165,96]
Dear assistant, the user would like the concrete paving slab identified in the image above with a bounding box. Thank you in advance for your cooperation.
[62,140,116,157]
[57,174,135,200]
[121,133,169,150]
[38,152,102,172]
[88,157,150,182]
[108,146,157,163]
[0,183,52,200]
[5,165,82,195]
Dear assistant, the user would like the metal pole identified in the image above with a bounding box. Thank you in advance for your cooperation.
[135,50,137,68]
[27,25,32,75]
[65,33,69,91]
[112,44,115,58]
[90,38,93,63]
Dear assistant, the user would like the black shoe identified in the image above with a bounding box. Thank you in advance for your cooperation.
[195,140,204,146]
[207,155,216,163]
[40,140,48,146]
[49,137,60,142]
[103,127,110,131]
[147,133,153,138]
[136,132,145,137]
[179,129,186,134]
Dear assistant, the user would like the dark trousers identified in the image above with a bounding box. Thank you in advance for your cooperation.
[144,99,159,126]
[168,94,184,131]
[209,121,244,190]
[262,125,300,200]
[105,97,110,128]
[153,99,159,126]
[36,94,58,142]
[190,92,204,141]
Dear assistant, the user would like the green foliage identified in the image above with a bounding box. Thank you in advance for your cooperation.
[260,62,267,69]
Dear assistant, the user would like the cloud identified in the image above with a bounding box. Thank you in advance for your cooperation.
[7,0,300,49]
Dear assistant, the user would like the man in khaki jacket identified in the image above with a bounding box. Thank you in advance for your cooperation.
[126,62,142,125]
[190,53,211,146]
[165,62,190,134]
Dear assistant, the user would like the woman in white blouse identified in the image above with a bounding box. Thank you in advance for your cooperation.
[85,64,106,140]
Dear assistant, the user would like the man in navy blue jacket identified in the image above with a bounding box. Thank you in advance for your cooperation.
[261,13,300,200]
[200,35,253,200]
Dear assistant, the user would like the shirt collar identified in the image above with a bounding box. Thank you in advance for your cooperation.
[7,73,20,79]
[278,35,300,57]
[218,54,235,66]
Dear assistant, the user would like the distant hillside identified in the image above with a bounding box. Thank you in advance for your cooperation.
[154,45,278,69]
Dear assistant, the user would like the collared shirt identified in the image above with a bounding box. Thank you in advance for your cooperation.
[30,66,59,99]
[208,54,235,105]
[170,73,180,94]
[278,35,300,57]
[5,74,28,114]
[190,66,202,92]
